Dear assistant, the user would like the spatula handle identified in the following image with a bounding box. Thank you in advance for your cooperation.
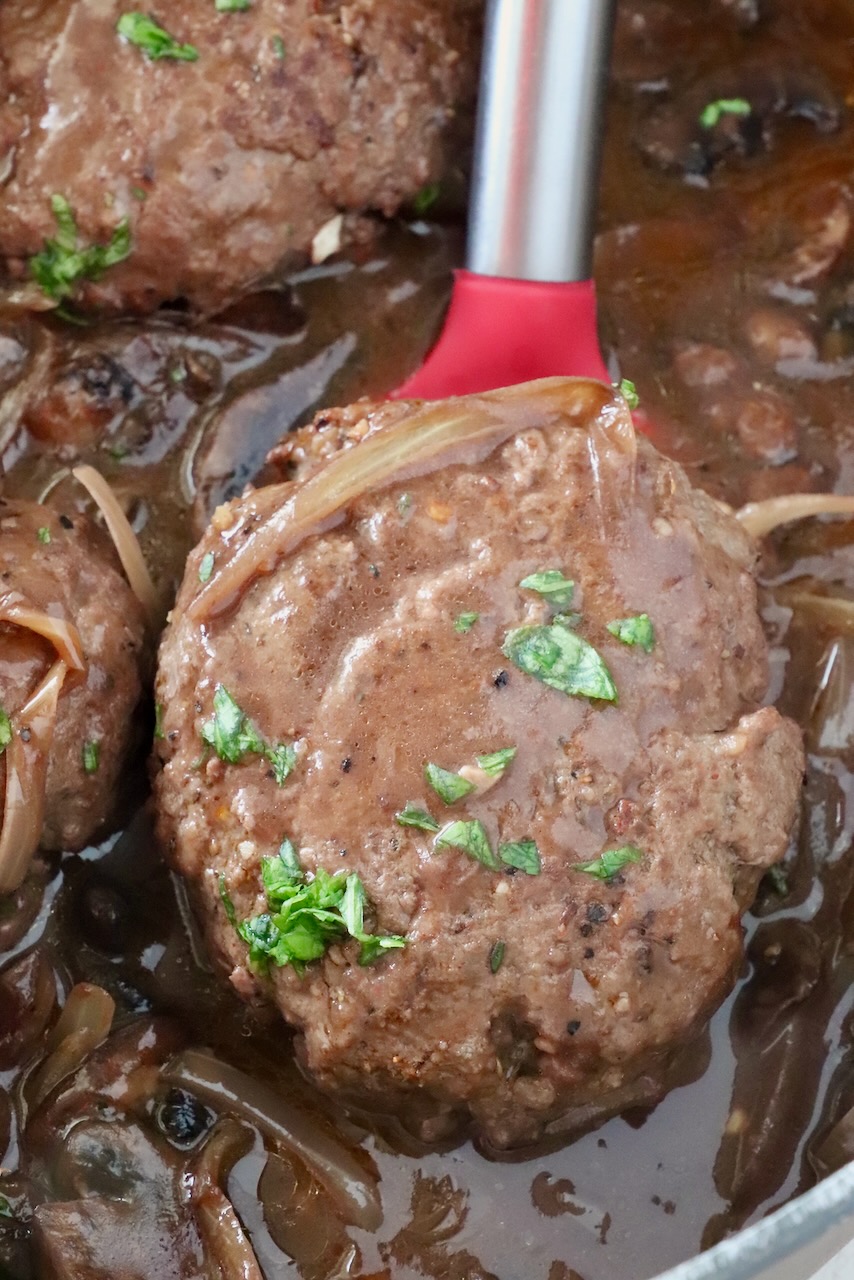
[468,0,616,283]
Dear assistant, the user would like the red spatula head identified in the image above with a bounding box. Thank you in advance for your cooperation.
[392,270,610,401]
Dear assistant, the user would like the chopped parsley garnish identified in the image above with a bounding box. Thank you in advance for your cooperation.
[272,35,286,58]
[519,569,575,609]
[398,492,413,517]
[267,742,297,786]
[200,684,296,785]
[198,551,215,583]
[413,183,441,216]
[201,685,264,763]
[498,839,541,875]
[617,378,639,410]
[117,13,199,60]
[764,864,789,896]
[454,611,480,634]
[29,195,131,305]
[699,97,751,129]
[476,747,517,778]
[216,0,251,9]
[489,940,505,973]
[220,840,405,973]
[574,845,643,881]
[395,803,440,833]
[0,1196,13,1219]
[154,702,165,741]
[607,613,655,653]
[503,620,617,703]
[424,762,476,805]
[36,527,51,545]
[435,819,500,870]
[82,741,101,775]
[0,709,11,755]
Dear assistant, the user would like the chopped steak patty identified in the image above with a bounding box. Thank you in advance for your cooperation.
[0,499,146,851]
[0,0,478,315]
[153,379,804,1148]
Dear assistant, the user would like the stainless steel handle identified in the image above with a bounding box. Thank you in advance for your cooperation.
[468,0,616,282]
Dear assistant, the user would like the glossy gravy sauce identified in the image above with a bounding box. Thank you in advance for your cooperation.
[3,1,854,1277]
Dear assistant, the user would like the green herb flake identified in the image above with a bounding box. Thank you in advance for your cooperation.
[699,97,751,129]
[764,864,789,896]
[489,940,505,973]
[607,613,655,653]
[503,620,617,703]
[200,684,265,764]
[454,611,480,634]
[198,551,215,584]
[267,741,297,787]
[82,741,101,775]
[498,839,541,875]
[154,702,165,741]
[413,183,441,216]
[36,527,51,545]
[476,746,517,778]
[131,187,148,202]
[272,35,286,58]
[0,1195,14,1220]
[617,378,639,410]
[216,0,251,9]
[0,709,11,755]
[398,492,412,517]
[29,195,132,305]
[424,762,476,805]
[117,13,199,60]
[574,845,644,881]
[435,819,500,870]
[395,803,440,833]
[225,841,405,973]
[519,569,575,609]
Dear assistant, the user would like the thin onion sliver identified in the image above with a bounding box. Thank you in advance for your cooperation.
[72,465,159,627]
[0,660,66,894]
[0,593,84,672]
[737,494,854,539]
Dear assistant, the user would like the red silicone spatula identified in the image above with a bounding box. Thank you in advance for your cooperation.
[394,0,616,400]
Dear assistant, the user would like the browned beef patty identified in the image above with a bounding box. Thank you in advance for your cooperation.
[153,379,804,1148]
[0,499,146,851]
[0,0,478,315]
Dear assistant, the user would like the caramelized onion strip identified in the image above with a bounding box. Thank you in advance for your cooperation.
[190,377,627,621]
[71,465,159,626]
[191,1120,262,1280]
[165,1049,382,1231]
[29,982,116,1109]
[0,594,85,672]
[737,494,854,538]
[0,660,67,894]
[782,592,854,632]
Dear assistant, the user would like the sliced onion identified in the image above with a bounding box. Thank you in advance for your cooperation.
[29,982,115,1109]
[190,377,624,621]
[191,1119,263,1280]
[71,465,159,627]
[165,1049,382,1231]
[783,591,854,632]
[737,493,854,538]
[0,593,84,672]
[0,659,66,894]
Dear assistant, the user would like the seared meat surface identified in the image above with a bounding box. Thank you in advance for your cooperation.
[0,499,146,851]
[0,0,478,316]
[153,379,803,1148]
